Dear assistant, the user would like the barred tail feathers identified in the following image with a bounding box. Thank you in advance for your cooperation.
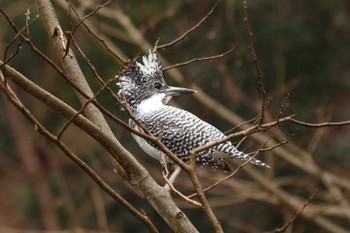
[230,147,270,168]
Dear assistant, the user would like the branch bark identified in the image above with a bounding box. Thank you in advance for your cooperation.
[90,4,350,232]
[0,58,198,233]
[1,1,200,232]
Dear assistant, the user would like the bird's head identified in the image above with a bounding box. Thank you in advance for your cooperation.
[117,51,195,112]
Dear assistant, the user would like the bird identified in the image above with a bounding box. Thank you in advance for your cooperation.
[117,51,269,179]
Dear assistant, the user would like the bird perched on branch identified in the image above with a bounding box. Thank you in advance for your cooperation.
[117,51,269,179]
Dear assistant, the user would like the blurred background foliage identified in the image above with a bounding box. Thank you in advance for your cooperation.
[1,0,350,232]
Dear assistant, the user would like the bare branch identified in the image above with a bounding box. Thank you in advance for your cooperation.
[163,43,239,71]
[250,134,294,154]
[2,1,350,232]
[273,191,318,233]
[224,116,258,135]
[70,0,111,36]
[0,71,159,233]
[162,173,202,207]
[156,2,218,50]
[243,0,268,127]
[60,0,126,63]
[192,115,350,158]
[188,136,273,199]
[187,159,224,233]
[289,117,350,128]
[1,59,199,232]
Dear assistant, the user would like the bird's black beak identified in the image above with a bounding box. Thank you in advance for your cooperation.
[163,86,196,97]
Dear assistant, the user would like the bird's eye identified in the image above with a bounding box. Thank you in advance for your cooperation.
[154,82,162,89]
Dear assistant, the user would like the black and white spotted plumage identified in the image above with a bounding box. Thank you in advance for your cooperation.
[117,51,269,171]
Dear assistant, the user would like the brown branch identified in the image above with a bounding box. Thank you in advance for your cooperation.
[224,116,258,135]
[249,134,294,154]
[0,7,101,104]
[156,2,218,49]
[192,115,350,157]
[95,2,350,232]
[139,1,185,34]
[64,0,126,64]
[188,152,224,233]
[64,0,112,57]
[56,34,130,139]
[162,173,202,207]
[34,0,126,180]
[71,0,110,36]
[57,77,118,139]
[163,43,239,71]
[235,135,249,149]
[86,0,350,198]
[289,118,350,128]
[273,191,318,233]
[188,136,272,199]
[2,37,24,87]
[0,71,158,233]
[277,93,290,120]
[3,39,24,67]
[228,161,349,233]
[68,32,132,108]
[1,57,198,233]
[2,9,39,67]
[243,0,268,127]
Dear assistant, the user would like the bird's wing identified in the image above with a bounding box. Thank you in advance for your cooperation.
[139,106,233,170]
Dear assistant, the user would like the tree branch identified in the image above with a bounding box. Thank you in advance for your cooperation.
[0,70,158,232]
[243,0,268,127]
[1,47,198,233]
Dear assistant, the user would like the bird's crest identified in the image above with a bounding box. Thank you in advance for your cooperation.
[116,50,164,109]
[136,50,162,77]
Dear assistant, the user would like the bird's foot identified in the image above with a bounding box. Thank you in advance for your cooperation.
[163,164,181,191]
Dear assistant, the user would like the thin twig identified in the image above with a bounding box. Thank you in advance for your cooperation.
[188,136,272,199]
[243,0,268,127]
[224,116,258,135]
[164,177,202,207]
[187,158,224,233]
[0,8,100,103]
[1,59,200,232]
[249,134,294,154]
[163,43,239,71]
[0,71,159,233]
[277,93,290,120]
[156,2,218,49]
[160,155,202,207]
[273,190,318,233]
[64,0,111,57]
[289,118,350,128]
[192,114,350,157]
[71,0,110,35]
[66,0,126,64]
[56,34,129,138]
[57,77,117,139]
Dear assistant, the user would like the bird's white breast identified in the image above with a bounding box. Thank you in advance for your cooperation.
[137,93,166,115]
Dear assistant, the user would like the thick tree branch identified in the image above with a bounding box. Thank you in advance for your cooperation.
[32,1,199,232]
[1,46,197,233]
[0,73,158,233]
[90,4,350,232]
